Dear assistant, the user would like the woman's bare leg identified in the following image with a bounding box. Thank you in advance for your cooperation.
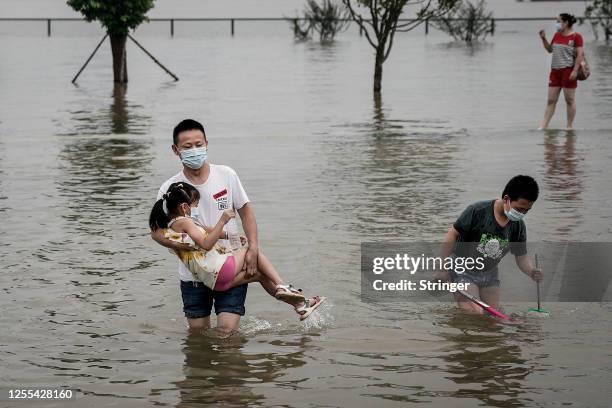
[563,87,576,129]
[539,87,561,129]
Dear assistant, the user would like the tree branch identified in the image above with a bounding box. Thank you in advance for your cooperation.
[343,0,378,48]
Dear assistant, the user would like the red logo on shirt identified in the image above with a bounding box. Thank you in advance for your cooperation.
[213,189,227,200]
[213,188,229,210]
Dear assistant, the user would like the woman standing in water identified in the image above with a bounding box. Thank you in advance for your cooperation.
[538,14,584,130]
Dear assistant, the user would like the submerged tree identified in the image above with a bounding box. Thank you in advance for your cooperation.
[585,0,612,41]
[343,0,459,95]
[292,0,350,42]
[433,0,493,43]
[67,0,155,83]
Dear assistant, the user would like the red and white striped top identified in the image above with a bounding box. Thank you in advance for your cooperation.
[551,32,583,70]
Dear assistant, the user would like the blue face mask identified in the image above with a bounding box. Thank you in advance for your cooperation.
[190,207,200,221]
[180,147,207,169]
[504,199,525,222]
[555,21,562,32]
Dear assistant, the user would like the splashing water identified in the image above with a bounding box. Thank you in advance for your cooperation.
[240,316,275,335]
[300,301,335,331]
[237,302,335,334]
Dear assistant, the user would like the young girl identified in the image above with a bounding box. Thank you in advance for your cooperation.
[149,182,325,320]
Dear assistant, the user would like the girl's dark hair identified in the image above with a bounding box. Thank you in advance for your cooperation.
[149,182,201,230]
[560,13,577,27]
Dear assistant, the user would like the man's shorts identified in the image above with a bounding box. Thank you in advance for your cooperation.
[450,268,500,288]
[549,67,577,89]
[180,280,248,319]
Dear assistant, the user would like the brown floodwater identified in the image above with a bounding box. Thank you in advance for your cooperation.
[1,1,611,406]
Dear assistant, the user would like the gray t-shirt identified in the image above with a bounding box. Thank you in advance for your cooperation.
[453,200,527,272]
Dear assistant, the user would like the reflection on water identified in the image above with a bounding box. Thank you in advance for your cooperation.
[60,84,150,136]
[320,96,463,240]
[57,136,153,224]
[174,333,309,407]
[0,140,6,214]
[49,85,154,311]
[439,313,541,408]
[437,40,494,57]
[57,84,153,233]
[590,43,612,119]
[542,129,583,237]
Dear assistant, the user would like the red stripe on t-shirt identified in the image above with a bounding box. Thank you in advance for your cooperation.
[213,189,228,199]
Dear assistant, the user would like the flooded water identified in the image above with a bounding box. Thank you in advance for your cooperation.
[1,0,612,407]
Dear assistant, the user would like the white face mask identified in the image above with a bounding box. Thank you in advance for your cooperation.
[555,21,562,32]
[504,199,525,222]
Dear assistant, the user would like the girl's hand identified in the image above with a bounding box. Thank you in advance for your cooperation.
[539,29,546,39]
[221,210,235,224]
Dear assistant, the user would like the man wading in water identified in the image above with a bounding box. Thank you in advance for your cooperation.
[151,119,259,335]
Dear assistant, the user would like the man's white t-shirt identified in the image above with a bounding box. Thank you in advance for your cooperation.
[157,163,250,282]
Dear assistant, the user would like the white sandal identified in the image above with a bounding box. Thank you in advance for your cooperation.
[274,284,306,303]
[295,296,327,321]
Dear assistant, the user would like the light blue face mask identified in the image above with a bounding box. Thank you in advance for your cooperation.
[190,207,200,221]
[504,199,525,222]
[180,147,207,169]
[555,21,562,32]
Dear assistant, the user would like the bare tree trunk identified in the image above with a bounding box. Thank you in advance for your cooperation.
[373,46,384,95]
[109,33,128,83]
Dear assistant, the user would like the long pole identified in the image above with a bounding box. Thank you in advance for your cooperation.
[72,33,108,83]
[127,34,179,81]
[535,254,541,310]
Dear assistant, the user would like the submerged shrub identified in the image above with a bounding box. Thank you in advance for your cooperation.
[291,0,350,43]
[585,0,612,41]
[433,0,493,43]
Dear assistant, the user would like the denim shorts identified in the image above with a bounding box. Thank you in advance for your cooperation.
[180,280,248,319]
[451,268,500,288]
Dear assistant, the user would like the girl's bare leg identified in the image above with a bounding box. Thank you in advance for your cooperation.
[227,248,314,308]
[228,248,282,297]
[256,251,284,286]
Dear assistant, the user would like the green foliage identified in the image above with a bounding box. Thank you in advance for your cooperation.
[67,0,155,35]
[585,0,612,40]
[292,0,350,42]
[433,0,493,43]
